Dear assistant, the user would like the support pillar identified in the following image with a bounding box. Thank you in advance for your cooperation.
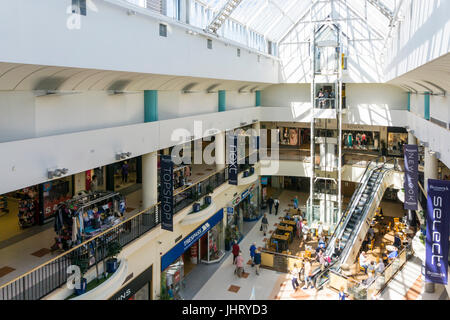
[424,146,438,192]
[215,131,226,171]
[218,90,226,112]
[408,132,417,145]
[144,90,158,123]
[142,151,158,209]
[255,90,261,107]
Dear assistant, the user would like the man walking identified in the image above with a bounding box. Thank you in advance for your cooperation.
[267,197,274,214]
[249,242,257,267]
[254,249,262,276]
[291,264,300,291]
[261,214,269,236]
[274,198,280,215]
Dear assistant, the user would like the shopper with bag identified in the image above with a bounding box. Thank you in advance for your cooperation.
[261,214,269,236]
[235,251,244,278]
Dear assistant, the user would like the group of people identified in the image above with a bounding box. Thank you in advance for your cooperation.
[359,251,386,285]
[316,88,336,109]
[232,241,262,277]
[266,196,280,215]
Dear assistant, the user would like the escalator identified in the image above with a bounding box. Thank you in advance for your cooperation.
[312,157,398,289]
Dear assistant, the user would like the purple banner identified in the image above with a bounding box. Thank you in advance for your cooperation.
[404,144,418,210]
[425,179,450,285]
[160,155,174,232]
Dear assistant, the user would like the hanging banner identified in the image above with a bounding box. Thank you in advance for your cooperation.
[403,144,418,210]
[425,179,450,285]
[228,135,238,185]
[161,155,174,232]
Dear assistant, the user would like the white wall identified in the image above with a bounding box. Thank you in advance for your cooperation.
[0,92,36,143]
[385,0,450,81]
[430,95,450,128]
[34,91,144,137]
[409,93,425,118]
[0,0,278,84]
[226,92,255,110]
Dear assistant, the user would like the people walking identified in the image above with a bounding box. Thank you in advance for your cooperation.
[254,249,261,275]
[268,197,274,214]
[235,251,244,278]
[232,240,240,265]
[290,264,300,291]
[338,286,346,300]
[249,242,257,267]
[293,196,299,209]
[302,258,314,289]
[261,214,269,236]
[121,161,129,183]
[274,198,280,215]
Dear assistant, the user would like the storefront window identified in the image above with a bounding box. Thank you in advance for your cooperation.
[343,130,380,151]
[130,283,150,300]
[242,186,261,221]
[387,132,407,156]
[113,158,138,192]
[161,257,184,300]
[42,176,73,221]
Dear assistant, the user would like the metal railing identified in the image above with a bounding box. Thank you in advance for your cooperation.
[0,167,228,300]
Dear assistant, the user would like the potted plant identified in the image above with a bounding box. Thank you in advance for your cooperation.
[249,165,255,175]
[72,255,89,296]
[192,190,201,212]
[106,240,122,274]
[205,185,214,205]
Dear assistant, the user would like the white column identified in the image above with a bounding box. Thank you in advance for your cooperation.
[142,151,158,209]
[424,146,438,192]
[408,132,417,145]
[215,131,226,171]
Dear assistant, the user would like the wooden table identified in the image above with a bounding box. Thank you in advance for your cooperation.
[386,245,396,252]
[281,220,296,227]
[276,225,294,242]
[373,228,379,233]
[271,234,289,252]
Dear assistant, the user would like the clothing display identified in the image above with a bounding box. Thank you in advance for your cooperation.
[18,199,36,228]
[52,191,126,251]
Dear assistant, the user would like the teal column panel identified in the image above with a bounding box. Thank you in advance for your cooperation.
[255,90,261,107]
[218,90,226,112]
[144,90,158,122]
[424,92,430,120]
[407,92,411,112]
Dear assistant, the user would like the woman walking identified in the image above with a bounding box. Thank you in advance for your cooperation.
[232,240,240,265]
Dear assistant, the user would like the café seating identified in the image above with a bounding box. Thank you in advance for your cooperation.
[367,239,375,253]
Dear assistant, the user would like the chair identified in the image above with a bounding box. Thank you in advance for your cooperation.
[386,222,391,232]
[393,218,400,224]
[367,239,375,252]
[304,250,311,258]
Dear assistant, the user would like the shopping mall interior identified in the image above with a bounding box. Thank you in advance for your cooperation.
[0,0,449,301]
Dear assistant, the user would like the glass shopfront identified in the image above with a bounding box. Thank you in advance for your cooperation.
[200,220,225,264]
[279,127,310,147]
[387,130,407,156]
[343,130,380,152]
[41,176,73,222]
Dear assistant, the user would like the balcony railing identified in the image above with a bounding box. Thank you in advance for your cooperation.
[0,167,228,300]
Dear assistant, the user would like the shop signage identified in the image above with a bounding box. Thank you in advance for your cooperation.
[261,177,268,185]
[109,266,152,300]
[228,135,238,185]
[231,184,256,207]
[403,144,418,210]
[161,209,224,271]
[161,155,174,232]
[43,182,52,192]
[425,179,449,285]
[227,207,234,215]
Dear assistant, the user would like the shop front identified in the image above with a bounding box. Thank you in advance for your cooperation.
[278,126,310,148]
[387,127,408,157]
[106,157,142,193]
[109,265,153,300]
[160,209,224,300]
[342,127,381,152]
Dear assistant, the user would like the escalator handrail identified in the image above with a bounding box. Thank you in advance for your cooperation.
[325,156,385,255]
[315,158,397,288]
[337,158,397,264]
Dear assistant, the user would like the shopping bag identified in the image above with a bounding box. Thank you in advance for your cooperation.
[260,224,263,231]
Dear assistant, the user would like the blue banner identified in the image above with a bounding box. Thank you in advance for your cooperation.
[161,209,224,271]
[425,179,449,285]
[404,144,418,210]
[228,135,238,185]
[160,155,174,232]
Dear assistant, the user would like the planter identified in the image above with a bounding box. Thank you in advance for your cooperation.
[243,171,249,177]
[193,203,201,212]
[250,167,255,175]
[75,278,87,296]
[106,258,118,274]
[205,196,212,205]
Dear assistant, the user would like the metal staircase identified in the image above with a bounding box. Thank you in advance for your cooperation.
[205,0,243,34]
